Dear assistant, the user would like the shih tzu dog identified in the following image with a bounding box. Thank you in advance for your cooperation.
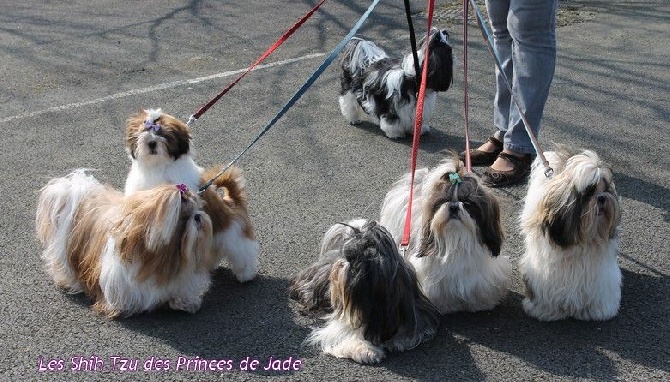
[338,27,453,139]
[519,146,622,321]
[379,157,510,314]
[124,108,201,195]
[124,108,259,282]
[36,170,214,318]
[289,219,439,364]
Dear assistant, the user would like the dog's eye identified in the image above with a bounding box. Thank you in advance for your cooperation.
[193,214,201,224]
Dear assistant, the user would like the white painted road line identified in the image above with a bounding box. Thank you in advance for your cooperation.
[1,52,326,124]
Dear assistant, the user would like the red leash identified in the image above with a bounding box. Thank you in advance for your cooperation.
[400,0,436,251]
[462,0,472,173]
[187,0,328,125]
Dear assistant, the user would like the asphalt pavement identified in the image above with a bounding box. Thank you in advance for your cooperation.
[0,0,668,381]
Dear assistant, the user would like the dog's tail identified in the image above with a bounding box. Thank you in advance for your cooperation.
[36,169,104,289]
[36,169,102,245]
[200,165,247,207]
[342,37,389,76]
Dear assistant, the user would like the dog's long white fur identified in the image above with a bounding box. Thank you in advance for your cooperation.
[380,161,510,314]
[520,150,622,321]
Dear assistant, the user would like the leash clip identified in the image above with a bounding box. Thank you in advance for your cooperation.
[543,166,554,178]
[399,244,409,257]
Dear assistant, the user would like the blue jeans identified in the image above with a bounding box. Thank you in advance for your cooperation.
[486,0,558,155]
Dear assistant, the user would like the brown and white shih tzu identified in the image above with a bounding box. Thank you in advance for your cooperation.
[36,170,214,318]
[519,146,622,321]
[124,108,201,195]
[379,158,510,314]
[289,219,439,364]
[124,108,259,282]
[339,27,453,139]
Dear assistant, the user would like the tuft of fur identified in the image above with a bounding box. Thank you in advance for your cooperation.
[519,146,622,321]
[380,156,510,314]
[290,219,439,364]
[339,28,453,139]
[36,170,214,318]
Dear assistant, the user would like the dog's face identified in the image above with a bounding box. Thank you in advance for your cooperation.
[116,184,213,284]
[418,169,503,257]
[329,221,422,345]
[125,109,191,165]
[539,151,620,248]
[418,28,453,92]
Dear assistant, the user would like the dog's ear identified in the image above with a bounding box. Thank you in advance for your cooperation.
[479,190,504,257]
[124,111,145,159]
[541,186,586,248]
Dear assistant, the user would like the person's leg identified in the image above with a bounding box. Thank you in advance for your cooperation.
[489,0,514,140]
[502,0,557,155]
[490,0,557,175]
[473,0,512,155]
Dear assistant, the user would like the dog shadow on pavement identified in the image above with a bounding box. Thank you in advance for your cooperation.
[116,269,310,378]
[385,270,669,380]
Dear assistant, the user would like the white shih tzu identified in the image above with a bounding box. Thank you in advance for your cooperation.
[380,157,510,314]
[124,108,259,282]
[289,219,440,364]
[36,170,214,318]
[519,146,622,321]
[339,27,453,139]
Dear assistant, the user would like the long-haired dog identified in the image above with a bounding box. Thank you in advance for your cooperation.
[124,108,201,195]
[289,219,439,364]
[339,27,453,139]
[124,108,259,282]
[519,146,622,321]
[380,158,510,314]
[36,170,214,318]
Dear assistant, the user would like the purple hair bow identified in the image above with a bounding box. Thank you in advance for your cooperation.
[176,184,190,198]
[144,119,161,132]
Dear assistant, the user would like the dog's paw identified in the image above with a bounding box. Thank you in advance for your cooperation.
[169,296,202,314]
[234,267,257,283]
[350,343,385,364]
[330,340,385,364]
[384,132,406,140]
[349,120,362,126]
[420,124,431,135]
[522,298,566,321]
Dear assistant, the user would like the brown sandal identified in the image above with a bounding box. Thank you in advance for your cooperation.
[459,136,504,166]
[482,152,534,187]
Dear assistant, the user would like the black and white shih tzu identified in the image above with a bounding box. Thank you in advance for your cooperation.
[520,146,622,321]
[339,27,453,139]
[380,157,510,314]
[289,219,439,364]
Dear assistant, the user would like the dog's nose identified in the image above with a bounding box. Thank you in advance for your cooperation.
[148,141,157,150]
[448,202,460,216]
[597,195,607,205]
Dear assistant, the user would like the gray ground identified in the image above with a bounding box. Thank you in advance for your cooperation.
[1,0,668,381]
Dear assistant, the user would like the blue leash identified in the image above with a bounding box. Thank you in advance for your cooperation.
[199,0,382,193]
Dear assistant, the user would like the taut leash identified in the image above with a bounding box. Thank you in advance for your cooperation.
[199,0,383,194]
[399,0,436,252]
[462,0,472,172]
[187,0,328,126]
